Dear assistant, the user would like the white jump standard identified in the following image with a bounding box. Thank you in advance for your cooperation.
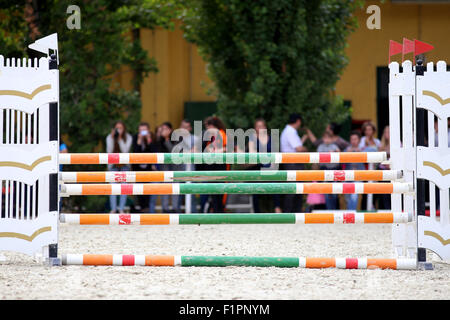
[0,34,449,270]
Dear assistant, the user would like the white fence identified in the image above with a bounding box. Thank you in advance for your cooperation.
[0,34,60,263]
[390,60,450,263]
[0,34,449,268]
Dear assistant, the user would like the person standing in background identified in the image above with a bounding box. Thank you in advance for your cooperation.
[317,131,340,210]
[305,164,326,212]
[156,122,181,213]
[175,119,199,213]
[305,122,350,152]
[359,121,380,211]
[198,116,228,213]
[106,121,132,213]
[280,113,308,213]
[359,121,380,151]
[377,125,391,209]
[248,118,281,213]
[59,141,68,172]
[132,122,158,213]
[344,130,365,210]
[59,142,68,211]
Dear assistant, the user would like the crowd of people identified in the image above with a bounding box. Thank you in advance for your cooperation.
[277,113,391,213]
[105,117,226,213]
[102,113,392,214]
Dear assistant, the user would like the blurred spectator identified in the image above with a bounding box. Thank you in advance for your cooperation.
[157,122,181,213]
[306,122,349,151]
[317,131,340,210]
[359,121,380,151]
[280,113,307,213]
[377,125,391,209]
[59,141,68,211]
[177,119,199,152]
[198,116,228,213]
[176,119,199,213]
[248,118,281,213]
[305,164,326,212]
[248,118,271,154]
[59,141,68,171]
[60,142,68,153]
[359,121,380,210]
[132,122,158,213]
[344,130,365,210]
[378,125,390,158]
[106,121,132,213]
[203,116,227,153]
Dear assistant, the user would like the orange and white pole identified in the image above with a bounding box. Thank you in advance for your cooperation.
[59,170,402,183]
[60,182,412,196]
[59,152,387,165]
[59,212,412,225]
[62,254,417,270]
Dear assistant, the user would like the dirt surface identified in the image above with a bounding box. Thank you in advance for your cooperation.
[1,223,449,300]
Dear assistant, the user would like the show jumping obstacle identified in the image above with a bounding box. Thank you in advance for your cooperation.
[60,169,402,182]
[60,212,412,225]
[61,182,411,196]
[59,151,386,165]
[1,34,449,270]
[61,254,417,270]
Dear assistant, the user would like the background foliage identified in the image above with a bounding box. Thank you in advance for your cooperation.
[0,0,179,152]
[0,0,179,211]
[181,0,362,133]
[1,0,363,211]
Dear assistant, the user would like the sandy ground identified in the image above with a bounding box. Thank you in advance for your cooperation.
[1,223,449,300]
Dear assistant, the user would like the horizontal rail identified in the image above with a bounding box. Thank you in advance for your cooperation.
[59,212,412,225]
[61,182,412,196]
[60,170,402,183]
[59,152,387,165]
[61,254,417,269]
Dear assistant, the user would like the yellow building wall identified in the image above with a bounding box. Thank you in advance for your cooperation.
[335,1,450,127]
[138,24,216,131]
[114,2,450,131]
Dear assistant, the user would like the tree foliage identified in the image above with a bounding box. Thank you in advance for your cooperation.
[0,0,179,211]
[0,0,179,152]
[181,0,362,132]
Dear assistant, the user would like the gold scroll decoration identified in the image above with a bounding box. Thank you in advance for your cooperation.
[0,84,51,100]
[423,90,450,106]
[0,156,51,171]
[0,227,52,242]
[424,231,450,246]
[423,161,450,176]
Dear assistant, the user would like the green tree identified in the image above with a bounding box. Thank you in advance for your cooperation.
[0,0,179,152]
[181,0,361,133]
[0,0,179,211]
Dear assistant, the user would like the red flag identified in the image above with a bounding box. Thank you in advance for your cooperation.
[402,38,415,63]
[414,39,434,56]
[389,40,403,63]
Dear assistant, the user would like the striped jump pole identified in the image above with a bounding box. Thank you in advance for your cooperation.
[60,182,412,196]
[59,152,387,165]
[60,170,402,183]
[59,212,412,225]
[61,254,417,270]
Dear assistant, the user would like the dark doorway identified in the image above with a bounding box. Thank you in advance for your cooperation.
[376,66,389,139]
[184,101,217,125]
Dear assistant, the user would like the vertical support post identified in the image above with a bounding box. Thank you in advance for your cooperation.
[415,60,427,264]
[389,62,405,258]
[367,163,375,210]
[48,53,60,265]
[185,163,193,213]
[49,244,58,260]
